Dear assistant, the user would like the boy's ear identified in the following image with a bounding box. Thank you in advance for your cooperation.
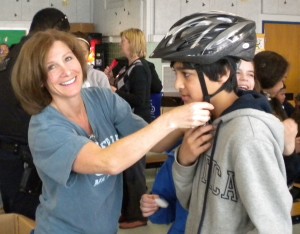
[218,67,230,84]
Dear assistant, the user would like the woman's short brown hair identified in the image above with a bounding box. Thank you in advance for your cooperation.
[120,28,147,58]
[12,29,87,115]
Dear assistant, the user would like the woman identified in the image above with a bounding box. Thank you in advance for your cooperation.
[11,29,212,234]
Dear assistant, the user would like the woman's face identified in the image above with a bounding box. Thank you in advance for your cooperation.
[120,36,131,58]
[236,60,255,91]
[45,40,83,102]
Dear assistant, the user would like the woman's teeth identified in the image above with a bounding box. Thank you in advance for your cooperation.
[61,77,76,86]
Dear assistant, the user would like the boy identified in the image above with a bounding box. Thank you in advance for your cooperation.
[150,12,292,233]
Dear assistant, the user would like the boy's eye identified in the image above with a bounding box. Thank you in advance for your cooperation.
[183,72,191,78]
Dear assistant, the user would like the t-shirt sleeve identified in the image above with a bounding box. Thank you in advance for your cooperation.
[101,88,148,138]
[29,113,90,186]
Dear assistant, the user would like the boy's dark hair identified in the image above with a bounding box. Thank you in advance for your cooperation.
[196,57,238,93]
[29,8,70,34]
[173,56,238,93]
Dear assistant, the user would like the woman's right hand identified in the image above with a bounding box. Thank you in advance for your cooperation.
[140,194,160,217]
[104,66,114,79]
[165,102,214,129]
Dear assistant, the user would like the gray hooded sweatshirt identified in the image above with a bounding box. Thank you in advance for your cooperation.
[173,92,292,234]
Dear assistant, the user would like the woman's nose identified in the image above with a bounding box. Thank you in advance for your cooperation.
[61,66,71,76]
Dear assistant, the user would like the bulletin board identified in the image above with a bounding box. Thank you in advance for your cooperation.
[0,30,26,47]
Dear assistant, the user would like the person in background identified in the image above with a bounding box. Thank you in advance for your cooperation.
[0,7,70,220]
[0,43,9,71]
[104,28,153,229]
[72,31,111,89]
[140,149,190,234]
[275,84,295,118]
[236,59,255,91]
[11,29,212,234]
[253,50,299,188]
[148,12,292,233]
[106,56,163,94]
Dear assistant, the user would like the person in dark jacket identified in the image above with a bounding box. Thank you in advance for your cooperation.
[104,28,157,229]
[0,7,70,219]
[107,56,162,94]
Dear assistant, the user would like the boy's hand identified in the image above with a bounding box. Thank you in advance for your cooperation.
[140,194,160,217]
[178,124,214,166]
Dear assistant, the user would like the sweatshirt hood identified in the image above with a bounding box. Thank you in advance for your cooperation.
[222,90,273,116]
[214,90,284,151]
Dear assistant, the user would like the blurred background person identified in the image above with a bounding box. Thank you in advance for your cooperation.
[0,7,70,219]
[72,31,111,90]
[254,50,299,193]
[236,59,255,91]
[104,28,152,229]
[275,84,295,118]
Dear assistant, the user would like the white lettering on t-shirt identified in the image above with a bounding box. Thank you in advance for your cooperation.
[94,134,119,186]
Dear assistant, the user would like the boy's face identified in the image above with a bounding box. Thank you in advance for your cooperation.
[173,62,203,104]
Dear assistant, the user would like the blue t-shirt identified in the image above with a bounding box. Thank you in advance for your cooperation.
[29,88,147,234]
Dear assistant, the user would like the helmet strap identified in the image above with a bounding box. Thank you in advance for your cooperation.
[209,78,231,99]
[196,70,210,103]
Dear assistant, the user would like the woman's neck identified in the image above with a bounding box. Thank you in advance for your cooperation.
[51,97,93,135]
[128,55,140,65]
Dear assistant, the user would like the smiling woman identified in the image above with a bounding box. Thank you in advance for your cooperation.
[10,29,213,234]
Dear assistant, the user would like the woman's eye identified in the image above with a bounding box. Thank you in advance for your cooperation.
[65,56,73,62]
[47,64,55,71]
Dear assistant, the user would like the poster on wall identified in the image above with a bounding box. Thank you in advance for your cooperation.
[256,33,265,54]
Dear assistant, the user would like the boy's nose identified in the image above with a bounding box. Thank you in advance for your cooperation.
[175,76,184,90]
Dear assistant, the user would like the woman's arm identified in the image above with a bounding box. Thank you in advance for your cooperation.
[73,102,214,175]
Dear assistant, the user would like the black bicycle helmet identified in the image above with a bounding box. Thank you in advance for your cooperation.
[150,11,256,64]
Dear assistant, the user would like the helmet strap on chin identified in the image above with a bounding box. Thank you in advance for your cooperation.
[196,69,210,103]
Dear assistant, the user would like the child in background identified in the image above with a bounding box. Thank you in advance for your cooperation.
[236,59,255,91]
[73,32,111,89]
[141,150,188,234]
[275,84,295,118]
